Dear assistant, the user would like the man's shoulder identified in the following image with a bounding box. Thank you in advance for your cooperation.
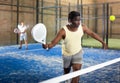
[81,23,86,27]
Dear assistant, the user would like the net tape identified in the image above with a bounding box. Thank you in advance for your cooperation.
[40,58,120,83]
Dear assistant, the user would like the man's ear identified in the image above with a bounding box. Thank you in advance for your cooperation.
[68,19,71,23]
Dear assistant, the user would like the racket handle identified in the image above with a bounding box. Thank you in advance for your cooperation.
[46,43,49,50]
[46,47,49,50]
[42,43,49,50]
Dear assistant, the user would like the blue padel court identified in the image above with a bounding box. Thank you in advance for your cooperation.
[0,44,120,83]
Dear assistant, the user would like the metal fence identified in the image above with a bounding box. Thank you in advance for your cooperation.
[56,2,120,49]
[0,0,120,49]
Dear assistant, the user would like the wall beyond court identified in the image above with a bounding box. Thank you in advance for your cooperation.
[0,0,120,47]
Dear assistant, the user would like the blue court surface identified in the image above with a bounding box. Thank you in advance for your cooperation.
[0,43,120,83]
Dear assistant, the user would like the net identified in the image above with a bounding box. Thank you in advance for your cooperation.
[40,58,120,83]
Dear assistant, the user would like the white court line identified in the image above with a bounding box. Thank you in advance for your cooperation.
[0,48,43,55]
[40,57,120,83]
[2,45,61,55]
[0,48,62,63]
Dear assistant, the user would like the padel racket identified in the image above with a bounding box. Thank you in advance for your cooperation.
[14,28,20,33]
[31,23,47,44]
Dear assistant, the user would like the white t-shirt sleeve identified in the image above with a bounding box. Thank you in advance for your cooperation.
[18,25,20,30]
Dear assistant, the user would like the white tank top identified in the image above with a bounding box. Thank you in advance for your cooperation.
[62,25,83,56]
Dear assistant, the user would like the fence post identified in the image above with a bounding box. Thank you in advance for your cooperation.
[106,3,109,45]
[16,0,19,44]
[102,3,106,43]
[41,0,43,23]
[36,0,39,24]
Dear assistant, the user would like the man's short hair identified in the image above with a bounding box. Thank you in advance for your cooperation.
[68,11,80,20]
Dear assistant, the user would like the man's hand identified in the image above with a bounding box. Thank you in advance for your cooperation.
[42,44,48,49]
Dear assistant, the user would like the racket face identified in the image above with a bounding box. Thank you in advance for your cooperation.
[14,28,19,33]
[31,23,47,44]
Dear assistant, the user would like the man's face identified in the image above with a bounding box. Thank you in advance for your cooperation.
[70,16,81,27]
[21,22,24,25]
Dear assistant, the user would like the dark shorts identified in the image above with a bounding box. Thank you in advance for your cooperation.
[62,50,83,68]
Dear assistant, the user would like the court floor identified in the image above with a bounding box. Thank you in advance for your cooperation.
[0,43,120,83]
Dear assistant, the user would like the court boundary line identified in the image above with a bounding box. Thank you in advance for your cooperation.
[0,48,62,63]
[40,57,120,83]
[0,44,61,55]
[0,48,43,55]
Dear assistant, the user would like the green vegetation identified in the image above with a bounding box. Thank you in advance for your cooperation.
[82,38,120,50]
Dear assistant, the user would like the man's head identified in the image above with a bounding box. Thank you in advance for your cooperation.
[20,21,24,25]
[68,11,81,27]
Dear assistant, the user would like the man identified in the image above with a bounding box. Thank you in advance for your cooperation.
[18,22,28,50]
[42,11,108,83]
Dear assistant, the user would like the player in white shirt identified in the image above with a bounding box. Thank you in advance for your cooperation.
[18,22,28,50]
